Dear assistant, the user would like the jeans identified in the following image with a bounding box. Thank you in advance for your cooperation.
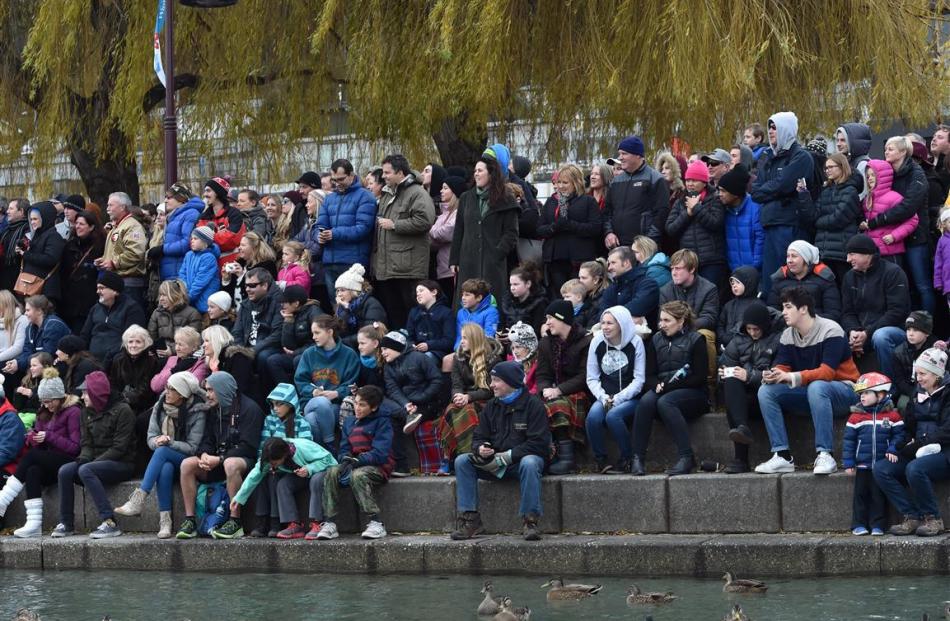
[868,326,907,381]
[454,453,544,517]
[140,446,187,511]
[904,243,936,315]
[873,453,950,519]
[275,473,309,523]
[263,351,296,387]
[14,449,73,499]
[309,471,326,521]
[304,397,339,451]
[585,399,638,461]
[757,381,856,454]
[632,388,707,458]
[761,226,796,298]
[58,460,134,525]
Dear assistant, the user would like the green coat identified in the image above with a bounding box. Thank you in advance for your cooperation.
[233,437,337,505]
[78,401,136,465]
[449,187,520,301]
[372,172,435,280]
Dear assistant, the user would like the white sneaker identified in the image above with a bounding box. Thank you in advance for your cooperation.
[316,521,339,540]
[813,451,837,475]
[403,413,422,434]
[754,453,795,474]
[361,520,387,539]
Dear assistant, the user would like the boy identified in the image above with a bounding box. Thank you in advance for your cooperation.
[313,385,395,540]
[560,279,596,329]
[842,372,904,536]
[455,278,499,349]
[892,311,938,406]
[177,225,220,314]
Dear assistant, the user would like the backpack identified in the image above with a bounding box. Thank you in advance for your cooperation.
[196,481,230,537]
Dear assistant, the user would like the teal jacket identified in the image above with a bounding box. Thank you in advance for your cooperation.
[234,437,337,505]
[293,341,361,409]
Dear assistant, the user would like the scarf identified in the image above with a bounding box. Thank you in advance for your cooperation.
[499,388,523,404]
[554,192,573,219]
[476,187,489,219]
[360,354,378,369]
[337,293,366,330]
[161,400,181,439]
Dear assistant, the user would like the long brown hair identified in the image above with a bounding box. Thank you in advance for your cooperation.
[478,156,510,207]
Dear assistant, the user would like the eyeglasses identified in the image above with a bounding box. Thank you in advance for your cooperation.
[825,164,840,170]
[281,198,291,204]
[245,281,264,289]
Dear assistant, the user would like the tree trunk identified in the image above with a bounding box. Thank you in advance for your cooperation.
[432,114,487,173]
[66,102,140,207]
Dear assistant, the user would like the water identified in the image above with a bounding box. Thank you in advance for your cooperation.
[1,570,948,620]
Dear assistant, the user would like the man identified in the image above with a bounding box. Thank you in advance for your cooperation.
[839,234,910,380]
[317,158,378,293]
[176,371,264,540]
[196,177,246,268]
[931,124,950,194]
[751,112,813,298]
[535,300,592,475]
[701,148,732,187]
[264,284,324,387]
[602,135,669,249]
[754,286,858,475]
[766,240,841,322]
[599,246,659,323]
[451,361,550,542]
[373,153,435,328]
[96,192,147,309]
[235,189,267,237]
[719,166,764,272]
[834,123,872,199]
[80,271,147,368]
[296,171,321,196]
[57,194,85,239]
[743,123,768,161]
[230,267,284,385]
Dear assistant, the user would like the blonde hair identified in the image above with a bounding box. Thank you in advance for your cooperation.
[560,278,587,298]
[281,240,311,271]
[158,279,189,310]
[122,324,154,351]
[938,207,950,233]
[201,324,234,361]
[655,152,685,193]
[885,135,913,162]
[242,231,277,267]
[459,323,491,389]
[0,290,21,337]
[264,194,291,252]
[632,235,659,263]
[825,152,852,186]
[556,164,586,197]
[357,323,388,368]
[175,326,202,352]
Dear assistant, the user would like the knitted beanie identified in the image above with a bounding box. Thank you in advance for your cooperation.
[37,367,66,401]
[207,291,232,313]
[684,160,710,183]
[191,225,215,246]
[788,240,820,266]
[617,136,645,157]
[915,347,947,378]
[335,263,365,292]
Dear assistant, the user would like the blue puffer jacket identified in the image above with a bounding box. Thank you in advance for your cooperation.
[842,399,904,469]
[725,194,765,270]
[751,112,814,228]
[316,177,378,266]
[455,294,499,349]
[160,197,203,280]
[177,244,221,313]
[643,252,671,289]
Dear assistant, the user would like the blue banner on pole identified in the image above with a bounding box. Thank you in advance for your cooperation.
[154,0,167,87]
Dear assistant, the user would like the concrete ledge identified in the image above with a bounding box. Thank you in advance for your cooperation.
[669,474,781,534]
[560,475,667,533]
[0,537,42,569]
[780,472,852,532]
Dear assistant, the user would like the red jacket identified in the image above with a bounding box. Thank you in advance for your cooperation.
[197,204,246,268]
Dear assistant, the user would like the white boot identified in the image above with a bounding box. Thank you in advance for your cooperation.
[13,498,43,538]
[0,476,24,517]
[114,488,148,517]
[157,511,172,539]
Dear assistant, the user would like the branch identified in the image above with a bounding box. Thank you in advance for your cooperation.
[142,73,200,113]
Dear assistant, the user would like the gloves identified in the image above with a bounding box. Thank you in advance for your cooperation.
[915,443,942,459]
[146,245,164,261]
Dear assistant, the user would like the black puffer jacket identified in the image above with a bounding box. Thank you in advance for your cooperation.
[537,193,603,262]
[719,325,780,388]
[867,159,929,247]
[21,202,66,300]
[500,289,549,334]
[807,176,863,263]
[766,264,841,323]
[384,349,444,418]
[281,302,325,356]
[665,190,726,267]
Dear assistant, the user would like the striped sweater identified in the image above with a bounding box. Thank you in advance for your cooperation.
[774,316,859,388]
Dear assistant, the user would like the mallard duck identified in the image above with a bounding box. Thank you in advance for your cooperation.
[944,601,950,620]
[493,597,531,621]
[722,572,768,593]
[541,577,603,601]
[723,603,750,621]
[478,581,502,616]
[626,584,677,605]
[13,610,41,621]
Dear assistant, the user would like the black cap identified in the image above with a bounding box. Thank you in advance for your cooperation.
[281,285,308,305]
[63,194,86,212]
[97,270,125,293]
[545,300,574,325]
[845,234,878,256]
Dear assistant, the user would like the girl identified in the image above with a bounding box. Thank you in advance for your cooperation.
[431,178,462,299]
[860,160,914,263]
[13,352,53,413]
[934,209,950,310]
[805,151,862,282]
[221,231,278,307]
[507,321,539,395]
[277,240,312,297]
[578,259,609,318]
[334,263,387,350]
[205,291,235,332]
[499,262,549,335]
[114,372,207,538]
[0,291,28,384]
[0,369,81,537]
[54,335,101,397]
[405,280,456,363]
[148,279,203,356]
[177,226,220,314]
[437,324,504,471]
[151,326,209,394]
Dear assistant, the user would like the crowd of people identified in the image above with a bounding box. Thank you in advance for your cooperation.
[0,115,947,543]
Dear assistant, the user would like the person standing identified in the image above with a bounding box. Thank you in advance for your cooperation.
[197,177,246,270]
[602,135,669,249]
[96,192,147,311]
[154,183,203,281]
[316,158,377,294]
[20,201,66,306]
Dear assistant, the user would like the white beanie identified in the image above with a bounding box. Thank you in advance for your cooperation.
[915,347,947,378]
[167,371,201,399]
[335,263,366,292]
[787,240,820,266]
[207,291,232,313]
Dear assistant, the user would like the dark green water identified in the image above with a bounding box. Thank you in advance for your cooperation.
[1,570,948,620]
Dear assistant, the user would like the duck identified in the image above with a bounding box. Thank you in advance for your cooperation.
[13,611,41,621]
[626,584,677,605]
[721,572,768,593]
[723,603,750,621]
[493,597,531,621]
[944,601,950,620]
[478,581,502,616]
[541,577,603,601]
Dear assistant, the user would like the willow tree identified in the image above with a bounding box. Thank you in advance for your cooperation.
[0,0,945,204]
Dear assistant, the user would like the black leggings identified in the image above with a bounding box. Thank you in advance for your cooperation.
[722,377,759,462]
[14,449,74,499]
[632,388,707,458]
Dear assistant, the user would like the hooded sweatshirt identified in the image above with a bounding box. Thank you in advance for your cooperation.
[198,371,263,460]
[863,159,917,256]
[835,123,872,199]
[261,382,313,448]
[717,266,762,346]
[77,371,136,465]
[586,306,646,406]
[751,112,814,228]
[234,437,336,505]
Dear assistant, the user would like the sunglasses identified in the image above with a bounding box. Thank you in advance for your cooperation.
[245,281,263,289]
[707,161,722,168]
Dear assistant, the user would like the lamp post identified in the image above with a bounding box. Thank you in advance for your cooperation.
[163,0,239,190]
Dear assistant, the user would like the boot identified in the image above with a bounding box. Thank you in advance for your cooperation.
[665,455,696,476]
[547,441,577,475]
[725,443,750,474]
[157,511,173,539]
[450,511,484,540]
[523,513,541,541]
[916,515,944,537]
[888,515,922,536]
[13,498,42,538]
[0,475,24,517]
[728,425,753,445]
[630,455,646,476]
[114,488,148,517]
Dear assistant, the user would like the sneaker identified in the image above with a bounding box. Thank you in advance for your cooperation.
[436,460,452,476]
[870,527,884,536]
[89,519,122,539]
[276,521,307,540]
[889,515,922,536]
[176,517,198,540]
[813,451,837,475]
[403,412,423,434]
[267,525,280,538]
[361,520,387,539]
[51,523,75,538]
[114,488,148,517]
[754,453,795,474]
[305,521,322,540]
[604,459,630,475]
[316,521,339,540]
[916,515,945,537]
[851,526,869,536]
[210,518,244,540]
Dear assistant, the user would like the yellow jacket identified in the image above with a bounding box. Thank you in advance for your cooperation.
[104,214,147,278]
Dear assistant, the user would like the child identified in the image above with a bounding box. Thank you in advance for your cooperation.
[892,311,938,406]
[932,209,950,311]
[862,160,914,258]
[13,352,53,413]
[205,291,235,331]
[231,436,336,541]
[716,266,762,348]
[277,241,312,297]
[506,321,539,395]
[177,225,221,314]
[454,278,499,350]
[406,280,456,363]
[560,278,596,329]
[500,262,548,334]
[334,263,387,350]
[313,385,394,541]
[578,259,609,317]
[843,372,904,536]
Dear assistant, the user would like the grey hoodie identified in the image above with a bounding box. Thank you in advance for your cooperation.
[836,123,872,200]
[769,112,799,155]
[586,305,646,406]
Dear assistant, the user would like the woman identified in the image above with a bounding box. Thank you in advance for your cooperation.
[430,177,463,300]
[20,201,66,305]
[201,325,256,396]
[578,260,609,317]
[147,279,203,356]
[0,199,30,292]
[437,324,504,469]
[2,295,70,385]
[656,152,686,255]
[802,152,862,283]
[861,159,915,265]
[221,231,278,308]
[109,324,162,448]
[631,301,708,476]
[54,335,101,397]
[537,164,603,294]
[282,190,309,241]
[364,168,384,201]
[114,372,207,538]
[632,235,672,289]
[333,263,387,350]
[585,306,646,474]
[499,262,548,334]
[0,369,80,537]
[587,162,614,212]
[262,193,292,254]
[154,183,202,281]
[59,210,105,333]
[450,153,520,304]
[0,292,28,385]
[665,161,726,289]
[150,326,208,394]
[145,204,167,311]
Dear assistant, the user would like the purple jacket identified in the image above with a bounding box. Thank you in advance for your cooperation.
[27,402,81,457]
[935,232,950,293]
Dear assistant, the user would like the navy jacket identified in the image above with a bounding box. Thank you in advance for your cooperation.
[405,297,456,361]
[600,264,659,320]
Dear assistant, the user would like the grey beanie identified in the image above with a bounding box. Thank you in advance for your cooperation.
[205,371,238,410]
[167,371,201,400]
[37,369,66,401]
